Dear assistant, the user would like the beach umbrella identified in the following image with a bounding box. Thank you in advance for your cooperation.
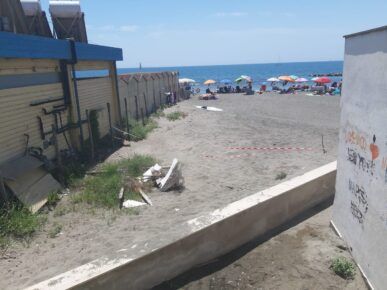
[220,79,232,84]
[179,78,195,84]
[311,77,319,81]
[204,79,216,85]
[235,75,253,83]
[295,77,308,82]
[313,77,331,84]
[267,77,280,82]
[290,75,299,80]
[278,76,295,82]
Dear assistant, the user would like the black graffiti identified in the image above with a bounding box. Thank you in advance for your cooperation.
[351,201,365,224]
[349,179,369,225]
[348,180,368,213]
[347,148,375,175]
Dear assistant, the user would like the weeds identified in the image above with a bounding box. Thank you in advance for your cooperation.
[331,257,356,279]
[153,108,166,118]
[128,118,158,141]
[275,171,287,180]
[48,223,62,238]
[166,111,187,121]
[46,192,60,207]
[71,155,155,208]
[123,155,156,177]
[0,204,43,247]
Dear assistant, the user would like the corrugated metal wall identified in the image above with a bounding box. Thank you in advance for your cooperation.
[76,77,113,140]
[0,83,69,164]
[118,72,179,121]
[0,58,179,165]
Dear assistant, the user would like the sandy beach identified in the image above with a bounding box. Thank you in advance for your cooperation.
[0,92,341,289]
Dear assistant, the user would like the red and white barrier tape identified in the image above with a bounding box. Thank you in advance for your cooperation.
[226,147,314,151]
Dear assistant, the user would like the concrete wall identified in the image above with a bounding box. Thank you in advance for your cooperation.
[332,27,387,290]
[27,162,336,290]
[118,72,179,121]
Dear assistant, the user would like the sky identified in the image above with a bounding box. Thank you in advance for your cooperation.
[40,0,387,68]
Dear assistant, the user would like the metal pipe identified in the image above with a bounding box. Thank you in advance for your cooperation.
[68,39,84,149]
[71,64,84,148]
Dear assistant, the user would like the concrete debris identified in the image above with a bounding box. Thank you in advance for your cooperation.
[142,164,163,182]
[142,158,183,192]
[139,189,153,206]
[156,158,183,192]
[122,199,147,208]
[195,105,223,112]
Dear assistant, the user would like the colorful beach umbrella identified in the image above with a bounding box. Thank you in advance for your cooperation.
[235,75,252,83]
[313,77,331,84]
[290,75,299,80]
[267,77,280,82]
[179,78,195,84]
[204,79,216,85]
[220,79,232,84]
[295,77,308,82]
[278,76,295,82]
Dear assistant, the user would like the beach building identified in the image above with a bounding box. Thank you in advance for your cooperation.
[0,0,179,211]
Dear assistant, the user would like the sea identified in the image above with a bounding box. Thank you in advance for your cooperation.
[78,61,343,91]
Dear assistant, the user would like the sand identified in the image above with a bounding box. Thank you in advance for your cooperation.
[0,92,341,289]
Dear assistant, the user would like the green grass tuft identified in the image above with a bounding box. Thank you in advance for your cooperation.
[71,155,156,208]
[275,171,287,180]
[0,204,43,243]
[123,154,156,177]
[129,118,158,141]
[331,257,356,280]
[166,111,188,121]
[47,192,60,207]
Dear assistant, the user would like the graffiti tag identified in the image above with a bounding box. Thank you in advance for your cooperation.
[349,179,369,225]
[347,148,376,176]
[346,130,368,151]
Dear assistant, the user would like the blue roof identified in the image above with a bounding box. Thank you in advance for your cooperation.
[0,32,123,61]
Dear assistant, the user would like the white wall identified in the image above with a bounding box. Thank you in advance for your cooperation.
[332,27,387,290]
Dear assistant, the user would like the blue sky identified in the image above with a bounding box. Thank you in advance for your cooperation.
[41,0,387,68]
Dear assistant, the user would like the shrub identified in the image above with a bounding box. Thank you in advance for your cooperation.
[331,257,356,279]
[0,204,43,241]
[275,171,287,180]
[166,111,188,121]
[128,118,158,141]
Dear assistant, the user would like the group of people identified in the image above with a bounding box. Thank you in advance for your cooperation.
[275,81,342,95]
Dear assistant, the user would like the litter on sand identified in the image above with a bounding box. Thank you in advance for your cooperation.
[122,199,147,208]
[195,105,223,112]
[157,158,183,192]
[142,163,163,182]
[142,158,183,192]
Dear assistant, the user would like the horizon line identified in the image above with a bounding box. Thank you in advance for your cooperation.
[117,59,344,70]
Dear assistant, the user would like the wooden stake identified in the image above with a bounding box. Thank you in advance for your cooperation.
[118,187,124,209]
[86,110,95,161]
